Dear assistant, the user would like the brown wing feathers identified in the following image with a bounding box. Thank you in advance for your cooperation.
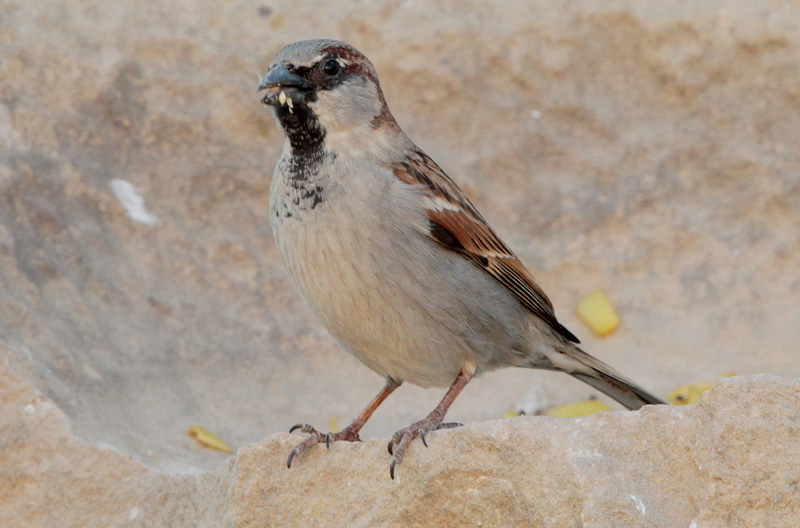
[393,150,580,344]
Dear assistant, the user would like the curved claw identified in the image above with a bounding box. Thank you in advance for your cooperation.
[286,423,364,470]
[387,419,465,479]
[287,447,299,468]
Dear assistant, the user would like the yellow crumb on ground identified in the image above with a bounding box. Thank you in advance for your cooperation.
[576,290,620,337]
[541,397,611,418]
[188,426,232,453]
[668,372,736,405]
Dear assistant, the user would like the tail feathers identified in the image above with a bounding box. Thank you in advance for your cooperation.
[564,347,665,410]
[570,371,663,410]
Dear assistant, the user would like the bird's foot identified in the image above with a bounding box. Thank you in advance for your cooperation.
[286,423,361,468]
[386,418,462,479]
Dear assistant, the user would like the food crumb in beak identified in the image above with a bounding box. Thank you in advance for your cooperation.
[278,90,287,106]
[286,95,294,114]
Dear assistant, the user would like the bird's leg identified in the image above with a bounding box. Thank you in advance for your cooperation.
[287,377,402,468]
[387,371,472,479]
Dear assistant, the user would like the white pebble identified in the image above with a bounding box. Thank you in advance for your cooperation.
[109,179,158,226]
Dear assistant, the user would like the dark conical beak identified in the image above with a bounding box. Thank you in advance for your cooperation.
[258,64,312,107]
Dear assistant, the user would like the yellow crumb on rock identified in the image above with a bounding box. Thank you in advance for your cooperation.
[188,426,232,453]
[576,290,620,336]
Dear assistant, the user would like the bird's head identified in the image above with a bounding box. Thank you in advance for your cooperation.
[259,39,398,154]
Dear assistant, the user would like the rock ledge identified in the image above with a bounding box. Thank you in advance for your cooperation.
[3,361,798,527]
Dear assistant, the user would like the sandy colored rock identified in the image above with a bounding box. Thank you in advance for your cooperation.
[3,360,799,527]
[1,0,800,524]
[234,374,800,528]
[0,356,233,527]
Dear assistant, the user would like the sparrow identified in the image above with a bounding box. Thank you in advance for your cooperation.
[258,39,664,479]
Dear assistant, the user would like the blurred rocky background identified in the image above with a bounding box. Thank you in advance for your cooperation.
[1,1,799,526]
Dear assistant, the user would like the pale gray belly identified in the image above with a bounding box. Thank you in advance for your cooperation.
[271,195,535,387]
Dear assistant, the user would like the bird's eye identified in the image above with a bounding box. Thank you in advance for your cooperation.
[323,59,340,76]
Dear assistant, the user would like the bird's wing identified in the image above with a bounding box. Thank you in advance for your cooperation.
[391,149,579,344]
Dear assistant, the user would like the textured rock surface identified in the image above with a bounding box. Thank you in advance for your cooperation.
[1,0,800,525]
[0,356,233,527]
[3,363,800,527]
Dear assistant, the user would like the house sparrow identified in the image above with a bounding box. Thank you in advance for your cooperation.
[258,39,664,479]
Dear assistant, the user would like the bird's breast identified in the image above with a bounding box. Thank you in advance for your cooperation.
[268,154,533,387]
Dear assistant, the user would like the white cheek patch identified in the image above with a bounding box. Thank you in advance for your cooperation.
[310,77,382,130]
